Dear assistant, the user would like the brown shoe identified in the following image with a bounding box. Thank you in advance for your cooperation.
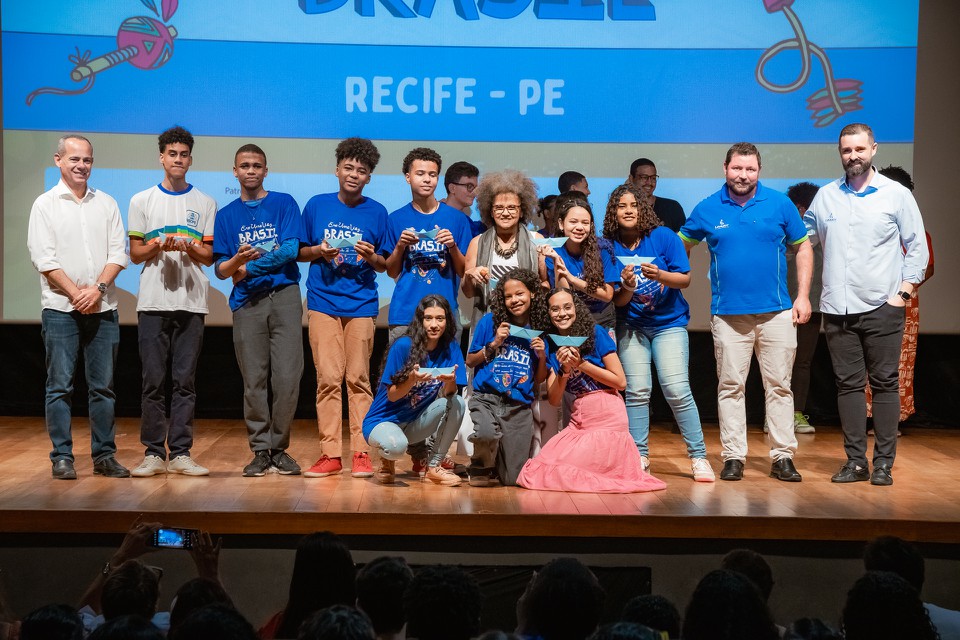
[424,466,461,486]
[375,459,396,484]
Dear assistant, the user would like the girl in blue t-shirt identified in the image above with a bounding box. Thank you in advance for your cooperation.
[542,193,620,333]
[517,288,666,493]
[362,294,467,486]
[466,268,547,487]
[602,183,714,483]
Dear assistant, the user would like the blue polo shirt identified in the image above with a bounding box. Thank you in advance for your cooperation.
[679,182,808,315]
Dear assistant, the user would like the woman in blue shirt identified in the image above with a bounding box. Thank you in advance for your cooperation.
[603,184,714,483]
[362,294,466,486]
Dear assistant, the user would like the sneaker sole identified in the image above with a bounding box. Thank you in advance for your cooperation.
[425,477,462,486]
[277,470,301,476]
[794,427,816,434]
[468,477,491,487]
[304,469,342,478]
[168,468,209,476]
[693,475,716,482]
[131,469,166,477]
[242,469,268,477]
[374,475,396,484]
[351,471,374,478]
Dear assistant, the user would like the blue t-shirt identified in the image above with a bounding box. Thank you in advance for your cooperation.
[679,182,808,315]
[544,241,620,315]
[614,227,691,330]
[361,336,467,440]
[469,313,544,405]
[301,192,388,318]
[468,217,486,238]
[384,203,472,326]
[547,324,616,397]
[213,191,304,311]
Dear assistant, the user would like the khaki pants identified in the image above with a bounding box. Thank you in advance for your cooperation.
[308,311,375,456]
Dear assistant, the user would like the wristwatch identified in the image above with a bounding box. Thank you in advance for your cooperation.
[97,282,107,294]
[897,290,911,301]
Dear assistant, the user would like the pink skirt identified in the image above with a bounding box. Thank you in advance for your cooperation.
[518,390,667,493]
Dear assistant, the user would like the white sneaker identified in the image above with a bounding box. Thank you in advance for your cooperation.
[131,455,166,477]
[167,455,209,476]
[691,458,716,482]
[640,455,650,472]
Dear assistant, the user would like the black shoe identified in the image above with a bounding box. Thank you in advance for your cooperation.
[831,463,869,483]
[93,457,130,478]
[243,451,272,477]
[870,464,893,486]
[770,458,802,482]
[719,460,744,481]
[271,450,301,475]
[52,459,77,480]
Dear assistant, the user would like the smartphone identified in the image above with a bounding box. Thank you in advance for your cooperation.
[150,527,197,550]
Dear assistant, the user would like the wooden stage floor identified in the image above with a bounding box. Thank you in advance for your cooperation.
[2,417,959,544]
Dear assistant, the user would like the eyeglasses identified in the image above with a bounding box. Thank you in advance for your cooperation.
[492,205,520,216]
[633,174,658,182]
[451,182,477,193]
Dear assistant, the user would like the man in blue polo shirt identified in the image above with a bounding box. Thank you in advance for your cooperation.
[680,142,812,482]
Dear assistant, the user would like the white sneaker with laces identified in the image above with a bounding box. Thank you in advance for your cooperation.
[640,455,650,473]
[131,455,166,477]
[691,458,716,483]
[167,455,209,476]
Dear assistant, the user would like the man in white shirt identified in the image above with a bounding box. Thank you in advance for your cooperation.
[27,134,129,479]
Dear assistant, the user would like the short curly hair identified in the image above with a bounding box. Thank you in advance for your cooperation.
[402,147,442,175]
[335,137,381,172]
[158,126,194,153]
[602,183,661,242]
[474,170,539,228]
[531,288,596,358]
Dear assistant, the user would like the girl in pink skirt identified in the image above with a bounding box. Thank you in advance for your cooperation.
[517,288,666,493]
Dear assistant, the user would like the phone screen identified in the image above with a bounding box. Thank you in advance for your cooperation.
[152,527,195,549]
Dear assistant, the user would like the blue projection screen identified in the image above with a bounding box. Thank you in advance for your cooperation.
[1,0,919,327]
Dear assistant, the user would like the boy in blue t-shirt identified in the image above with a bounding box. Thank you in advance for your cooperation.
[384,147,472,341]
[298,138,388,480]
[213,144,305,478]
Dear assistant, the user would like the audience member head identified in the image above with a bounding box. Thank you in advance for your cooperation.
[298,605,375,640]
[682,569,778,640]
[628,158,660,199]
[169,604,258,640]
[169,578,234,634]
[879,164,915,191]
[19,603,84,640]
[620,594,680,639]
[720,548,775,602]
[87,615,164,640]
[475,632,523,640]
[588,622,662,640]
[443,161,480,210]
[101,560,161,622]
[474,169,539,228]
[786,182,820,213]
[783,618,842,640]
[404,564,481,640]
[516,557,605,640]
[862,535,925,592]
[356,556,413,637]
[841,571,938,640]
[278,531,357,639]
[558,171,590,196]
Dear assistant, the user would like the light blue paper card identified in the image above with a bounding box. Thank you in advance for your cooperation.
[509,325,542,340]
[419,366,455,377]
[251,238,277,255]
[488,277,499,289]
[326,234,362,249]
[616,256,656,267]
[533,237,568,248]
[408,227,440,239]
[548,334,588,347]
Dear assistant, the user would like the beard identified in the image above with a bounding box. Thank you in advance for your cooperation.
[845,158,872,178]
[727,180,756,197]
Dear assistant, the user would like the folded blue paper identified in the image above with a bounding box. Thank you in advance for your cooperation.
[408,227,440,239]
[326,234,362,249]
[509,325,543,340]
[533,237,568,248]
[419,366,455,377]
[547,334,588,347]
[616,256,656,267]
[251,238,278,255]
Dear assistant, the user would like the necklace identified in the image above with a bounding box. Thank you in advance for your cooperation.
[494,235,519,258]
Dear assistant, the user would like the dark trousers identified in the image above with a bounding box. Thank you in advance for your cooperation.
[792,312,822,411]
[138,311,204,459]
[469,392,533,486]
[824,304,905,468]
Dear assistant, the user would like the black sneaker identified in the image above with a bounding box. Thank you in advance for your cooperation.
[271,450,301,475]
[243,451,272,477]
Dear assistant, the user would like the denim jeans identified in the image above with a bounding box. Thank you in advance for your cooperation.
[41,309,119,462]
[617,325,707,459]
[368,394,466,467]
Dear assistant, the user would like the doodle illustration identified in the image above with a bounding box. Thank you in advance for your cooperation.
[756,0,863,127]
[27,0,179,105]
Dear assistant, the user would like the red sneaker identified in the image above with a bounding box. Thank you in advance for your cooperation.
[351,452,374,478]
[304,455,342,477]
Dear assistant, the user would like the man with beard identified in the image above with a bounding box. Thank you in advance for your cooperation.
[628,158,686,232]
[804,123,928,486]
[680,142,812,482]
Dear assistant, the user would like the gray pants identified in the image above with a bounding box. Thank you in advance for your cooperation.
[233,284,303,452]
[469,392,533,486]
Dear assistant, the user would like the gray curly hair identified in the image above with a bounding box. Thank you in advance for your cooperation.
[474,169,539,228]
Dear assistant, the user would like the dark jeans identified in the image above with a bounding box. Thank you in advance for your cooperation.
[824,303,905,468]
[41,309,120,463]
[469,392,533,486]
[792,312,822,411]
[138,311,205,459]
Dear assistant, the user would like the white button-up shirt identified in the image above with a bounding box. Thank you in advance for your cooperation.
[804,169,927,315]
[27,179,128,313]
